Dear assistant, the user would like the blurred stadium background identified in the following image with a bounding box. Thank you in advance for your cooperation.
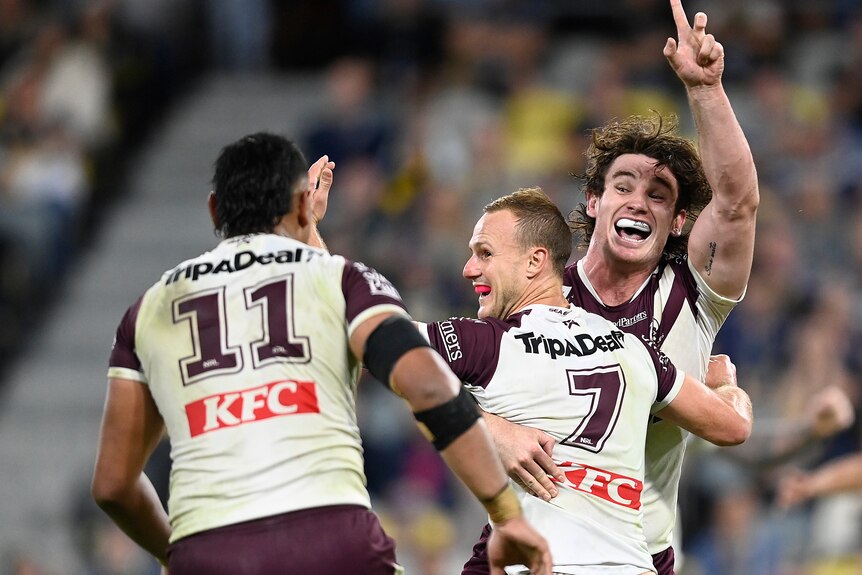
[2,0,862,573]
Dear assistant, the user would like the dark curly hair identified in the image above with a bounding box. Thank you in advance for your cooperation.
[568,113,712,259]
[211,132,308,238]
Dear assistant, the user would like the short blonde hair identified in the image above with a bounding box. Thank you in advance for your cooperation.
[484,187,572,278]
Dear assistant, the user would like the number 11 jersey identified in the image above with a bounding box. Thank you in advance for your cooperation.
[108,234,408,542]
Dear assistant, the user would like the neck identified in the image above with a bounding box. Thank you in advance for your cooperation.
[508,277,568,317]
[580,247,657,306]
[272,217,309,244]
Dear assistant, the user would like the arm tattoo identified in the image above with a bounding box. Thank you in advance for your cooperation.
[704,241,717,276]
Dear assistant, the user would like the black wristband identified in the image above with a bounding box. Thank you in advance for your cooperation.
[414,386,480,450]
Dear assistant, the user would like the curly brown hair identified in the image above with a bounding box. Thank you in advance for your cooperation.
[568,113,712,259]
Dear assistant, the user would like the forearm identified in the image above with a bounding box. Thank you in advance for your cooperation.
[807,453,862,497]
[440,418,513,502]
[392,353,516,509]
[720,418,821,468]
[95,474,171,564]
[669,378,752,446]
[688,84,758,212]
[713,383,753,424]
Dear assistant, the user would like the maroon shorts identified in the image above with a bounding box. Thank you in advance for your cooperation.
[461,522,677,575]
[651,546,675,575]
[461,523,493,575]
[167,504,400,575]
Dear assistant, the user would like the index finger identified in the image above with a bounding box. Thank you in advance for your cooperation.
[669,0,691,34]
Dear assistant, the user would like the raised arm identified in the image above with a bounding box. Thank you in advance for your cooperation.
[664,0,758,298]
[351,313,552,575]
[306,154,335,250]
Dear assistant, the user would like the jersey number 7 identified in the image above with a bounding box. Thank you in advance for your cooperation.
[561,365,626,454]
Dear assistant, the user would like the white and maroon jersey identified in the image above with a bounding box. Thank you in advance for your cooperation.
[421,304,684,574]
[564,257,741,554]
[108,234,408,542]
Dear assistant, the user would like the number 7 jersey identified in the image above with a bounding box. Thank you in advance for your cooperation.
[107,234,408,542]
[420,304,684,574]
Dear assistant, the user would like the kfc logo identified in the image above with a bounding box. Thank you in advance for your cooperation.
[185,380,319,437]
[555,461,642,509]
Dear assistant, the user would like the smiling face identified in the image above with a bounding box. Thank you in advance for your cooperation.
[587,153,687,271]
[462,210,530,320]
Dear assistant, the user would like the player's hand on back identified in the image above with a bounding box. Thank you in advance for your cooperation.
[487,514,553,575]
[483,412,564,501]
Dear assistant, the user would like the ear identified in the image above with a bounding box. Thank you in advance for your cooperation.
[296,189,312,229]
[586,191,599,218]
[526,247,549,279]
[208,192,220,229]
[671,209,687,236]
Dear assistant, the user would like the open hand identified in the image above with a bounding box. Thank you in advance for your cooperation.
[483,412,563,501]
[307,155,335,225]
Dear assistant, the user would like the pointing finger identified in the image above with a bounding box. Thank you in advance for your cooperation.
[669,0,691,35]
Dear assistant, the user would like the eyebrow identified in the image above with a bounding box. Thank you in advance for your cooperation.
[611,168,674,191]
[469,240,492,251]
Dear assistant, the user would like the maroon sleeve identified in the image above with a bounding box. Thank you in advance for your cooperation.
[424,318,504,388]
[645,342,679,403]
[563,262,578,288]
[108,296,144,371]
[341,259,408,324]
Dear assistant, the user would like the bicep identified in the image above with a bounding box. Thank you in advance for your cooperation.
[94,378,165,487]
[687,201,755,299]
[348,312,397,360]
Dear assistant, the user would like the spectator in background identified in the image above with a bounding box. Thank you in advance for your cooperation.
[0,0,39,72]
[204,0,271,71]
[779,453,862,508]
[0,23,90,284]
[776,452,862,573]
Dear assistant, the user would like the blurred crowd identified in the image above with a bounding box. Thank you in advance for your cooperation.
[0,0,208,371]
[5,1,862,574]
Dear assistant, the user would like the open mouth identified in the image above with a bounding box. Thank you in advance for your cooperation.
[475,285,491,300]
[615,218,651,242]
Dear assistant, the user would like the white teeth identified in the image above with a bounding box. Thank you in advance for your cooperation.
[616,218,651,233]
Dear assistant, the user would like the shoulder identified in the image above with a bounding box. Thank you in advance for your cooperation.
[340,258,403,301]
